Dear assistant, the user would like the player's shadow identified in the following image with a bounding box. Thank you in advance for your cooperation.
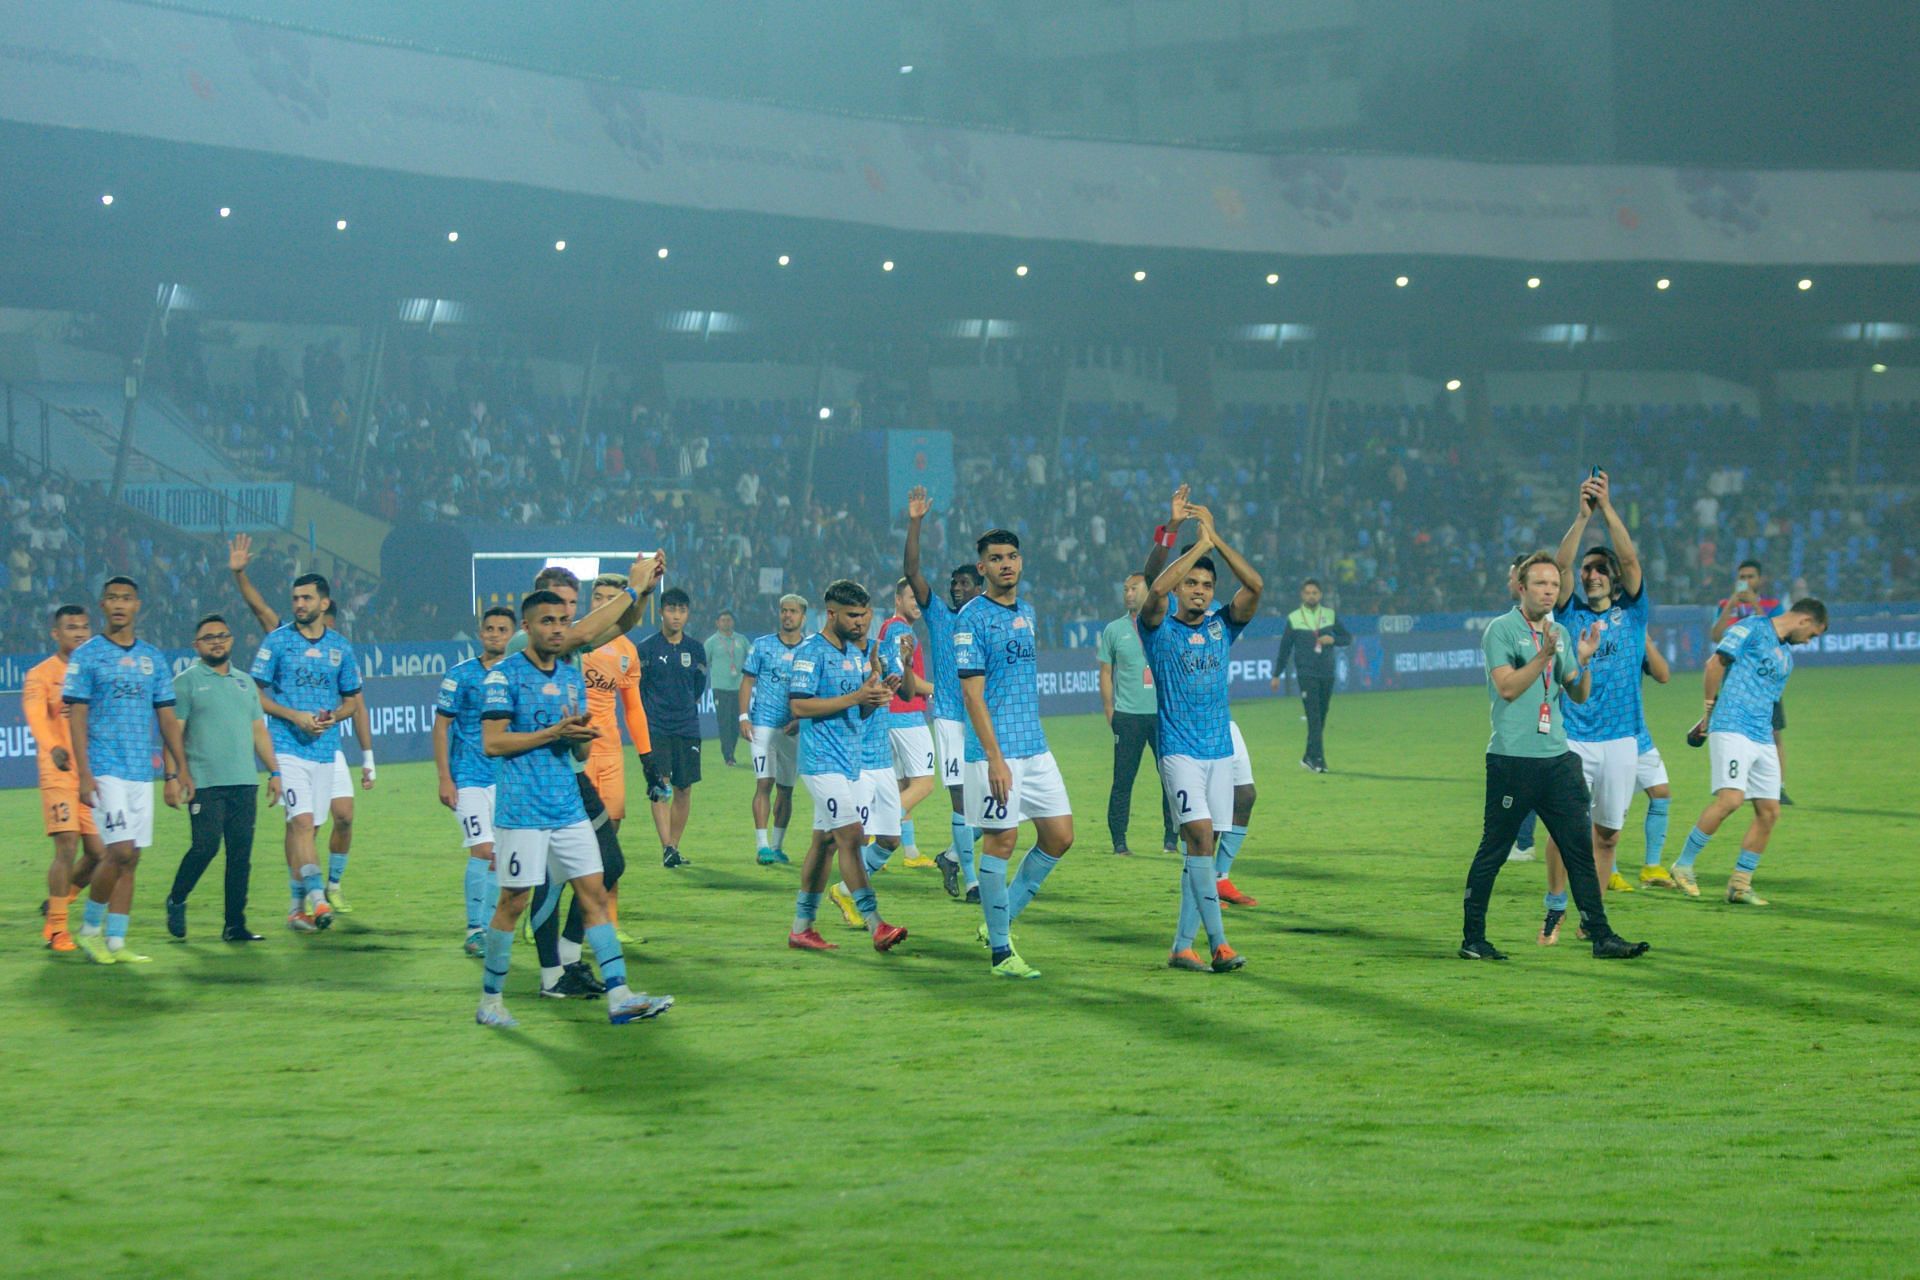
[1627,956,1917,1030]
[26,964,188,1021]
[1333,770,1477,787]
[1710,948,1920,1005]
[1760,900,1920,934]
[1794,803,1920,822]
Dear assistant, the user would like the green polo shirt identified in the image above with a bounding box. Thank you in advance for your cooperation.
[173,660,267,787]
[705,631,751,692]
[1098,614,1157,716]
[1483,608,1579,757]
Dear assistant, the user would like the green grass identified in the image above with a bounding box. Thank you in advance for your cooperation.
[4,667,1918,1278]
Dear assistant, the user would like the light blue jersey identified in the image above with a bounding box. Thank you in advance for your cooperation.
[250,624,362,764]
[1556,587,1650,744]
[743,633,803,729]
[789,632,872,779]
[481,652,589,829]
[435,657,498,790]
[1635,723,1656,754]
[60,635,174,780]
[922,595,965,721]
[1138,604,1246,760]
[862,635,905,771]
[952,594,1047,763]
[1710,619,1793,745]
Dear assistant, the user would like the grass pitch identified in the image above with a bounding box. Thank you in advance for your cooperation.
[2,666,1916,1278]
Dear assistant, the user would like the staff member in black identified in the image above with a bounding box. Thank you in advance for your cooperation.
[1270,579,1351,773]
[638,586,709,868]
[1460,552,1648,961]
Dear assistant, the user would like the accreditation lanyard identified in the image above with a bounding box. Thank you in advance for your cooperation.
[1527,620,1555,734]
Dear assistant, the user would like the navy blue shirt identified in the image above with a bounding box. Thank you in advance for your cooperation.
[637,630,708,739]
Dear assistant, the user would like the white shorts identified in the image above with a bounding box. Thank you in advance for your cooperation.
[1708,732,1781,802]
[751,728,798,787]
[890,722,936,779]
[455,785,496,849]
[1636,745,1669,791]
[862,767,902,837]
[1571,736,1638,831]
[804,772,865,833]
[1159,754,1235,830]
[92,775,154,849]
[332,750,353,802]
[962,751,1072,832]
[280,755,337,826]
[495,821,602,890]
[935,718,965,787]
[1228,722,1253,788]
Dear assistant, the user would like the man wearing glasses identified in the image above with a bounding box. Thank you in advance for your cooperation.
[164,614,283,942]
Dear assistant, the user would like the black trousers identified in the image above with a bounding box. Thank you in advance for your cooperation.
[715,688,742,763]
[532,773,628,967]
[1107,711,1175,851]
[169,784,257,930]
[1299,676,1334,765]
[1462,752,1612,944]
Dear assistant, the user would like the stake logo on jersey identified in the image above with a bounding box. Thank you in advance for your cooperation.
[480,652,589,829]
[788,633,875,779]
[1138,604,1246,760]
[952,595,1046,763]
[921,596,966,722]
[60,635,175,778]
[251,623,362,763]
[743,633,803,729]
[435,657,498,790]
[1710,620,1793,745]
[1555,586,1650,743]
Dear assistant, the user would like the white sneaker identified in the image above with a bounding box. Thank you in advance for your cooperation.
[608,992,675,1024]
[475,999,518,1029]
[1507,845,1536,863]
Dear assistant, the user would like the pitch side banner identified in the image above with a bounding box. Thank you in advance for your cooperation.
[7,2,1920,265]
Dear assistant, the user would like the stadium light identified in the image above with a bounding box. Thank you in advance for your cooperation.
[100,193,114,206]
[1655,277,1670,290]
[1872,363,1888,373]
[336,219,348,231]
[899,64,915,74]
[219,206,231,219]
[657,246,670,259]
[778,254,791,267]
[1445,378,1462,391]
[554,240,567,252]
[1133,270,1147,282]
[1265,273,1280,285]
[447,231,459,243]
[1394,274,1409,288]
[1797,278,1813,291]
[1016,264,1029,277]
[818,406,832,420]
[1526,276,1541,289]
[883,260,896,272]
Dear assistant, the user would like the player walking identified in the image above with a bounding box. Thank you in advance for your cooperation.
[1137,503,1261,972]
[739,594,809,865]
[784,580,908,953]
[27,604,102,952]
[903,485,986,901]
[62,576,190,964]
[1672,599,1828,904]
[879,580,937,867]
[638,587,707,868]
[474,590,672,1028]
[956,529,1074,979]
[436,606,515,955]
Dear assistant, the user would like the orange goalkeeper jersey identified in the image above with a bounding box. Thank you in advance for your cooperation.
[582,635,649,756]
[23,653,75,783]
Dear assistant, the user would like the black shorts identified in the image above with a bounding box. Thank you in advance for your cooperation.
[1771,699,1786,732]
[643,735,702,792]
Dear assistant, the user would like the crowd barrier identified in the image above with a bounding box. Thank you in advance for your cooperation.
[4,606,1915,789]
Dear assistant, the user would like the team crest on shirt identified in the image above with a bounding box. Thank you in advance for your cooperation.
[1207,620,1224,641]
[679,652,692,668]
[328,649,342,666]
[619,655,630,672]
[138,656,154,674]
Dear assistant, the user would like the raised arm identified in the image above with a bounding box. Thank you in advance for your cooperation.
[1554,481,1599,609]
[1592,471,1641,598]
[1195,509,1264,624]
[228,533,281,631]
[569,552,665,653]
[1142,483,1193,590]
[903,485,933,607]
[1143,529,1215,629]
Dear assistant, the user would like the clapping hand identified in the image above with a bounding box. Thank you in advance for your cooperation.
[1577,620,1604,666]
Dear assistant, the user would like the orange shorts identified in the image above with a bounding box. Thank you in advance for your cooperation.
[41,783,97,838]
[584,752,628,821]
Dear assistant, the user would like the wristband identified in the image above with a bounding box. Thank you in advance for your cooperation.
[1153,524,1176,548]
[165,772,178,781]
[738,714,751,722]
[269,770,281,777]
[624,586,640,604]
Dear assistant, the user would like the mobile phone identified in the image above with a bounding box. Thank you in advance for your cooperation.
[1588,466,1603,480]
